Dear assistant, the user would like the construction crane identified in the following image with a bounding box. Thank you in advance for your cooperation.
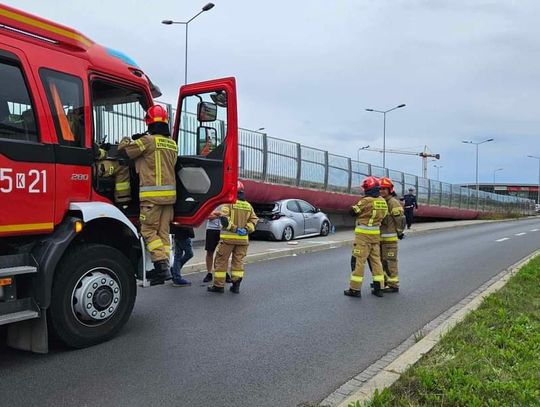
[362,145,440,178]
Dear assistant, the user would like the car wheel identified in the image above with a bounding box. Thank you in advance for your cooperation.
[282,226,294,241]
[49,243,136,349]
[320,221,330,236]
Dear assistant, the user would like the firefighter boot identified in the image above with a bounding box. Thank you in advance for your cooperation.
[344,288,361,298]
[371,281,384,297]
[230,278,242,294]
[149,260,169,284]
[207,285,224,293]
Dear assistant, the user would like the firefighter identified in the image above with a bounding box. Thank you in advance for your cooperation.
[379,177,406,293]
[207,181,258,294]
[401,187,418,229]
[118,105,177,284]
[96,140,131,204]
[344,176,388,298]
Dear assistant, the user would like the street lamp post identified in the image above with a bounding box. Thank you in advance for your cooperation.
[365,104,406,168]
[493,168,503,184]
[356,144,370,163]
[162,3,215,85]
[527,155,540,204]
[433,164,443,181]
[462,138,494,209]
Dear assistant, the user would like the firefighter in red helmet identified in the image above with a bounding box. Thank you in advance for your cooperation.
[344,176,388,298]
[208,181,258,294]
[379,177,406,293]
[118,105,178,284]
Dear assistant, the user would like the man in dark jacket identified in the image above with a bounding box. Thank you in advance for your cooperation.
[170,224,194,286]
[401,188,418,229]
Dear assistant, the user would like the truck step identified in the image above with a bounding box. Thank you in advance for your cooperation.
[0,253,37,269]
[0,298,40,326]
[0,310,39,326]
[0,266,37,278]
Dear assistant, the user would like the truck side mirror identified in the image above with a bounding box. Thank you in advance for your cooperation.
[197,101,217,122]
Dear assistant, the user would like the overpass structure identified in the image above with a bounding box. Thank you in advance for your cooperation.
[99,102,536,219]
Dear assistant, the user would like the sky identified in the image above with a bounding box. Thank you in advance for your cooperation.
[6,0,540,185]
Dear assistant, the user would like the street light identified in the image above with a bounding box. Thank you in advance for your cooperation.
[462,138,494,209]
[356,145,370,163]
[162,3,215,85]
[493,168,503,184]
[433,164,443,181]
[527,155,540,204]
[365,104,406,168]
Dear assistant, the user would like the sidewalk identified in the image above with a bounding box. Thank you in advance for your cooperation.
[180,219,501,276]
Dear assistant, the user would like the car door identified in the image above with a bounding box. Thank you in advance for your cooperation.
[172,78,238,226]
[297,200,319,234]
[285,200,305,235]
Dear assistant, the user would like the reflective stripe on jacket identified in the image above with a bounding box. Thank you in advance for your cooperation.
[219,199,259,245]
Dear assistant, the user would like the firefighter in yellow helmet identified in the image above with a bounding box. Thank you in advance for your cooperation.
[118,105,177,284]
[208,181,258,294]
[344,176,388,298]
[379,177,406,293]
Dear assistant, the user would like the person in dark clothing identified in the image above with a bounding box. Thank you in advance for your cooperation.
[170,224,194,286]
[400,188,418,229]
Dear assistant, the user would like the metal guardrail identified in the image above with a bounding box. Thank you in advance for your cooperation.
[94,102,536,216]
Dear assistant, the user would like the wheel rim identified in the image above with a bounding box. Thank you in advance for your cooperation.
[72,267,121,327]
[321,222,329,235]
[284,227,293,241]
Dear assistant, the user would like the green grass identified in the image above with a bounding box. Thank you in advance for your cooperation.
[363,255,540,407]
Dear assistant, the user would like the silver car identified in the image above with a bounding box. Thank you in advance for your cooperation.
[252,199,331,241]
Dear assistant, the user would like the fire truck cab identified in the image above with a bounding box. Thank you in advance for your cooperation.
[0,5,238,352]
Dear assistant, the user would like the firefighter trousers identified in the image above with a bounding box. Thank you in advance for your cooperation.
[140,202,173,263]
[349,237,385,291]
[213,241,248,288]
[381,242,399,288]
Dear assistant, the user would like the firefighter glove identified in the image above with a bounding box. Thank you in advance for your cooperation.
[237,228,247,236]
[397,232,405,240]
[219,216,229,229]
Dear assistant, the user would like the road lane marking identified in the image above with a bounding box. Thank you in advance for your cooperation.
[515,233,526,236]
[496,238,509,242]
[531,229,539,232]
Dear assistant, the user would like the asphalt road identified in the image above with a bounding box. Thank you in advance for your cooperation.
[1,218,539,407]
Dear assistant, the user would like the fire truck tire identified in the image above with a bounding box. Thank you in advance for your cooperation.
[49,243,136,349]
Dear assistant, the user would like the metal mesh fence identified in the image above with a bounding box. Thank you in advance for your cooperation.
[92,101,535,215]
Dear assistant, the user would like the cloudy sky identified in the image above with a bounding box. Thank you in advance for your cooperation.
[7,0,540,184]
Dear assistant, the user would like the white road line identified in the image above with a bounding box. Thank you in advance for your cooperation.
[531,229,539,232]
[515,232,526,236]
[495,238,509,242]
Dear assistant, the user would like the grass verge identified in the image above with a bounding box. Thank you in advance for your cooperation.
[364,254,540,406]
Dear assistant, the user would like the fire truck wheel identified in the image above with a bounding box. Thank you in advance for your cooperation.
[49,243,136,348]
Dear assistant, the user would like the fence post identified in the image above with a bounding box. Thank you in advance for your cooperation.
[347,158,352,194]
[323,151,329,190]
[296,143,302,187]
[261,132,268,182]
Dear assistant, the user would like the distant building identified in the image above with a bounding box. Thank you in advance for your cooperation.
[462,183,539,203]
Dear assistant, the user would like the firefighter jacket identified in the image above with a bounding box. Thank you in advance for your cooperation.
[351,196,388,243]
[118,134,178,205]
[219,199,259,246]
[380,195,405,243]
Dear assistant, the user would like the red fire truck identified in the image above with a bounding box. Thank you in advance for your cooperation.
[0,4,238,352]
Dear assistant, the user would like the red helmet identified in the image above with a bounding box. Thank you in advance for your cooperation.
[361,176,380,191]
[237,181,245,191]
[144,105,169,125]
[379,177,394,193]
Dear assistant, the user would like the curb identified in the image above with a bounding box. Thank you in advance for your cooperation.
[181,218,525,277]
[323,249,540,407]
